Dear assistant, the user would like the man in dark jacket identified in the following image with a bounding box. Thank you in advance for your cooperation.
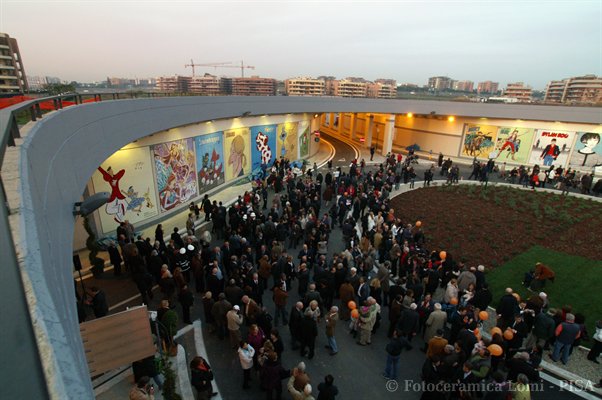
[470,283,493,311]
[300,309,318,359]
[550,313,580,365]
[383,330,411,380]
[396,303,420,342]
[317,374,339,400]
[496,288,519,329]
[289,301,304,350]
[506,352,540,383]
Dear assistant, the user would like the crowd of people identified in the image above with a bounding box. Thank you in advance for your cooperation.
[93,152,601,400]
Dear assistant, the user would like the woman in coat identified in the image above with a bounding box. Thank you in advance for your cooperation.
[260,351,289,399]
[190,356,215,400]
[424,303,447,343]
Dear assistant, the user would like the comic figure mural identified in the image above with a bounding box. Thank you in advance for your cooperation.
[224,127,251,181]
[92,147,158,233]
[298,120,310,158]
[195,131,225,191]
[152,138,198,212]
[276,121,299,161]
[460,124,498,159]
[251,125,276,179]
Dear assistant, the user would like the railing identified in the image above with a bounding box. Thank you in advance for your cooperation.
[0,90,176,399]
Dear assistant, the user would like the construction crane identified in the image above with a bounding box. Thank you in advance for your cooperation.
[184,60,233,77]
[185,59,256,78]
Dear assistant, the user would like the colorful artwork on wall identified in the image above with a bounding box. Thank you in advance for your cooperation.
[460,124,498,159]
[298,120,310,158]
[567,132,602,171]
[490,126,536,164]
[224,127,251,181]
[91,147,158,233]
[152,138,198,212]
[195,131,224,191]
[276,121,299,161]
[528,129,576,168]
[250,124,277,178]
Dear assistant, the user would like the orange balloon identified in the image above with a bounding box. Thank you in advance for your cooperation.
[490,327,503,337]
[503,329,514,340]
[449,297,458,305]
[479,311,489,321]
[348,301,357,310]
[512,293,521,302]
[440,251,447,260]
[351,309,359,319]
[488,344,503,357]
[416,221,422,227]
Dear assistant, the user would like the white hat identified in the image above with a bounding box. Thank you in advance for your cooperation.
[410,303,417,310]
[478,265,485,272]
[233,305,240,311]
[243,214,248,220]
[179,248,186,254]
[187,244,195,251]
[250,212,256,217]
[539,292,547,298]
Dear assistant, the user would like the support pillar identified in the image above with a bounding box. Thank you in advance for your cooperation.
[382,114,395,155]
[365,115,374,148]
[349,113,357,140]
[336,113,343,135]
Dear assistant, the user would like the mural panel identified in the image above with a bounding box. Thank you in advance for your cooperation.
[276,121,299,161]
[250,124,277,178]
[195,131,224,191]
[224,127,251,181]
[460,123,498,160]
[568,132,602,171]
[528,129,576,168]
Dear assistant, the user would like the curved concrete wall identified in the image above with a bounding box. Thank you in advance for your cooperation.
[18,96,602,398]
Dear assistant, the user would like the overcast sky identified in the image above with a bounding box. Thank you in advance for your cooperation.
[2,0,601,89]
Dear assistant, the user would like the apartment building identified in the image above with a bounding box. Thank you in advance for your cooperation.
[229,76,277,96]
[189,73,221,95]
[452,80,474,92]
[333,79,367,97]
[156,75,191,92]
[285,77,325,96]
[544,75,602,104]
[504,82,532,102]
[477,81,499,94]
[0,33,28,94]
[428,76,452,90]
[367,81,397,98]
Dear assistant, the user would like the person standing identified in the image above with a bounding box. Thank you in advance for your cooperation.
[238,341,255,390]
[227,305,244,349]
[300,309,318,359]
[317,375,338,400]
[129,376,155,400]
[178,284,194,325]
[550,313,580,365]
[587,320,602,364]
[370,145,375,161]
[325,306,339,356]
[190,356,216,400]
[383,330,411,380]
[289,301,304,350]
[273,281,289,327]
[86,286,109,318]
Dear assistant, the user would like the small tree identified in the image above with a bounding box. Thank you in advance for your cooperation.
[83,216,104,277]
[161,357,182,400]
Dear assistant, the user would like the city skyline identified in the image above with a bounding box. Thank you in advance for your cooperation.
[2,0,601,90]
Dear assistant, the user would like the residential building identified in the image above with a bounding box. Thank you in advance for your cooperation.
[230,76,277,96]
[428,76,452,90]
[504,82,532,102]
[452,80,474,92]
[189,73,221,95]
[544,75,602,104]
[367,81,397,99]
[333,79,367,97]
[27,75,60,91]
[0,32,28,94]
[155,75,191,92]
[285,77,325,96]
[477,81,499,94]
